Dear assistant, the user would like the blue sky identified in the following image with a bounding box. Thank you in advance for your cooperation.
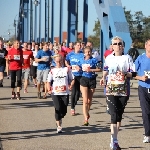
[0,0,149,40]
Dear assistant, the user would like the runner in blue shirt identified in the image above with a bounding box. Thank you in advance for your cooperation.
[65,42,84,115]
[135,39,150,143]
[77,46,102,126]
[35,42,52,99]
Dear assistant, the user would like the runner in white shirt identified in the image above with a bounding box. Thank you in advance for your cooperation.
[100,36,135,150]
[31,43,39,87]
[47,54,74,133]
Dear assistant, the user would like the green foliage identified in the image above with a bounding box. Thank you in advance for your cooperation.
[89,8,150,49]
[88,18,100,47]
[124,7,150,48]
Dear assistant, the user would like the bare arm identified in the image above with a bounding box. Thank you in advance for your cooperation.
[35,57,47,63]
[65,60,71,68]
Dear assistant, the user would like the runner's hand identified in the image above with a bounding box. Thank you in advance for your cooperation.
[100,78,105,86]
[141,75,148,81]
[68,85,72,90]
[75,65,80,71]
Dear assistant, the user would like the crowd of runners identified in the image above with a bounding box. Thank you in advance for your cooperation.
[0,37,150,150]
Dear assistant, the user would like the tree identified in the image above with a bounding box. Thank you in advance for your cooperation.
[88,18,100,47]
[124,7,150,48]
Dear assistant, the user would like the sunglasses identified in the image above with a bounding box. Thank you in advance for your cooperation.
[113,42,122,46]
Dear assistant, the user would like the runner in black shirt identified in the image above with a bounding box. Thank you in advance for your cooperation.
[0,39,8,87]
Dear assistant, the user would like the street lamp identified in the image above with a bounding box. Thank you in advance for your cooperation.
[13,14,19,40]
[33,0,40,42]
[34,0,39,6]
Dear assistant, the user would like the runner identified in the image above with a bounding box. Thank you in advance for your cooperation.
[47,54,74,133]
[22,42,33,93]
[0,39,8,87]
[35,42,52,99]
[8,40,23,100]
[51,46,59,68]
[31,43,39,88]
[100,36,135,150]
[134,39,150,143]
[65,41,84,115]
[66,42,74,54]
[78,46,101,125]
[104,44,113,59]
[86,41,101,62]
[5,42,12,79]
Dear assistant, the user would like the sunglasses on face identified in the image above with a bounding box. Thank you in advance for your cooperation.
[113,42,122,46]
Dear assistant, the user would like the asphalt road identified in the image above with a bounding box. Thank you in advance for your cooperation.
[0,77,150,150]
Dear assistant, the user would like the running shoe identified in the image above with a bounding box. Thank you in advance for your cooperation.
[11,92,16,99]
[110,140,121,150]
[16,93,21,100]
[143,136,150,143]
[33,84,37,88]
[24,89,28,93]
[43,94,47,99]
[71,109,75,116]
[83,120,89,126]
[57,126,63,133]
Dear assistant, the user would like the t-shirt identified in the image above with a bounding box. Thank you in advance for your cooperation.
[78,56,98,78]
[66,48,74,54]
[135,53,150,88]
[22,50,33,69]
[66,52,84,76]
[36,49,52,70]
[92,49,101,61]
[104,50,113,58]
[33,51,38,66]
[8,48,23,70]
[104,54,134,96]
[0,48,8,66]
[59,50,66,58]
[47,67,74,95]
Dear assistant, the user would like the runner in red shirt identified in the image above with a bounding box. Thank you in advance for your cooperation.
[66,42,74,54]
[8,40,23,100]
[104,44,113,59]
[22,42,33,93]
[58,45,67,58]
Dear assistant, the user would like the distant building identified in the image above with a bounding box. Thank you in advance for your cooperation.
[54,31,83,43]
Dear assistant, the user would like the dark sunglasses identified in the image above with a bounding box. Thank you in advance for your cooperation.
[113,42,122,46]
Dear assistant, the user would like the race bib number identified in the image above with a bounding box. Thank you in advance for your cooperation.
[144,71,150,79]
[110,71,125,84]
[55,85,66,93]
[42,56,49,62]
[82,64,90,71]
[14,55,20,60]
[23,55,29,59]
[72,65,77,72]
[0,53,4,58]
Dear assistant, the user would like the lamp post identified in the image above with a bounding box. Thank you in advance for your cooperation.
[33,0,39,42]
[13,14,19,40]
[39,0,41,42]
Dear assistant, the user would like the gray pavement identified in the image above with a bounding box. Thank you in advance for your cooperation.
[0,76,150,150]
